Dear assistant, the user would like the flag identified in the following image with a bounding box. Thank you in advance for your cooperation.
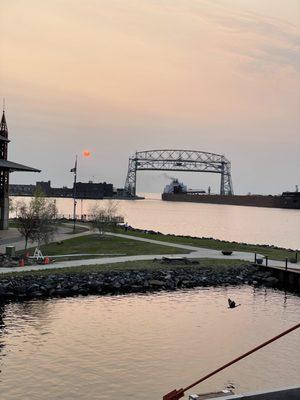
[70,157,77,173]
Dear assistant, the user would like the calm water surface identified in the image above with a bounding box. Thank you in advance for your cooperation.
[13,193,299,249]
[0,287,299,399]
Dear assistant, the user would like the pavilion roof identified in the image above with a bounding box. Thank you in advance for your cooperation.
[0,159,41,172]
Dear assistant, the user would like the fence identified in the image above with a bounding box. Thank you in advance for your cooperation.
[55,214,125,223]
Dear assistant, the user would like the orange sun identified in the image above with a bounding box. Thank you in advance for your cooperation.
[83,150,91,157]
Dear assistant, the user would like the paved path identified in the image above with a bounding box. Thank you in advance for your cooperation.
[0,231,299,274]
[0,224,92,254]
[0,228,23,245]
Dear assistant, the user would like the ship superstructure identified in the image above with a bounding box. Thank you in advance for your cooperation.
[162,178,300,209]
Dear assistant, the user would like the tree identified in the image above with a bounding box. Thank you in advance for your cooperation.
[90,200,122,236]
[9,198,24,218]
[31,202,58,247]
[17,204,39,251]
[9,198,15,215]
[17,189,58,250]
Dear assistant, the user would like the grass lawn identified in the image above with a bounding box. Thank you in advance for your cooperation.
[8,220,19,228]
[9,220,90,234]
[114,228,298,262]
[64,226,90,234]
[24,233,187,258]
[0,258,251,279]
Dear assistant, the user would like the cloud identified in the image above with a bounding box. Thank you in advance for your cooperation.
[195,0,300,72]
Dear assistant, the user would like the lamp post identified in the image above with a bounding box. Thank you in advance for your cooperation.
[70,155,78,233]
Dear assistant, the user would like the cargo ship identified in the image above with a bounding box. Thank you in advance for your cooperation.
[162,179,300,209]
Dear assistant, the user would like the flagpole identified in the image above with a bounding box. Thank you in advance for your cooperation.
[72,155,78,233]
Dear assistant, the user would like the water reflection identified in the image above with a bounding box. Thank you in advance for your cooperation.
[0,304,6,379]
[0,287,299,400]
[11,195,300,249]
[0,305,5,329]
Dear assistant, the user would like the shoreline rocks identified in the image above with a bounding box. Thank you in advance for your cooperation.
[0,263,287,303]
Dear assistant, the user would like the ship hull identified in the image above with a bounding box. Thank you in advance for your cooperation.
[161,193,300,209]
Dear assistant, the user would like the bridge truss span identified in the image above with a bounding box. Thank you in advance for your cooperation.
[124,149,233,197]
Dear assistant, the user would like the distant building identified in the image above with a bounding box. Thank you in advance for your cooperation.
[0,110,40,229]
[10,180,114,199]
[36,180,52,195]
[74,181,114,198]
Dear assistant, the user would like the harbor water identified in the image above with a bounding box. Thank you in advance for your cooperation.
[3,195,300,399]
[0,287,299,399]
[12,193,300,249]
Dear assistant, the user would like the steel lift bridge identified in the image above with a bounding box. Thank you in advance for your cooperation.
[124,149,233,198]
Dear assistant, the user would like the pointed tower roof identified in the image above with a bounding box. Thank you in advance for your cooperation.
[0,111,10,142]
[0,109,39,171]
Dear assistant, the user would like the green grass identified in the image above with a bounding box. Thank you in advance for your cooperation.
[22,233,187,258]
[115,228,298,261]
[0,258,251,279]
[8,220,90,234]
[8,220,19,228]
[64,225,91,234]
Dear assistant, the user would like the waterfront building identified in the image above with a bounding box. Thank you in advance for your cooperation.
[10,180,114,199]
[0,110,40,229]
[74,181,114,198]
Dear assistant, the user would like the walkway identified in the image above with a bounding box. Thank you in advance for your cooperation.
[0,231,299,274]
[0,224,92,254]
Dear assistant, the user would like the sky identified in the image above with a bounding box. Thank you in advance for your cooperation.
[1,0,299,195]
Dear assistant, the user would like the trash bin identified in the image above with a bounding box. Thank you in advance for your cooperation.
[6,246,16,257]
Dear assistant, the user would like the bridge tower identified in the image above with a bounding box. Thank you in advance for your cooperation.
[124,152,138,197]
[219,157,233,196]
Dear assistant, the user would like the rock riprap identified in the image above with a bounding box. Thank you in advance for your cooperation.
[0,264,281,302]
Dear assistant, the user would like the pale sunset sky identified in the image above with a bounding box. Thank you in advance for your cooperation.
[1,0,299,194]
